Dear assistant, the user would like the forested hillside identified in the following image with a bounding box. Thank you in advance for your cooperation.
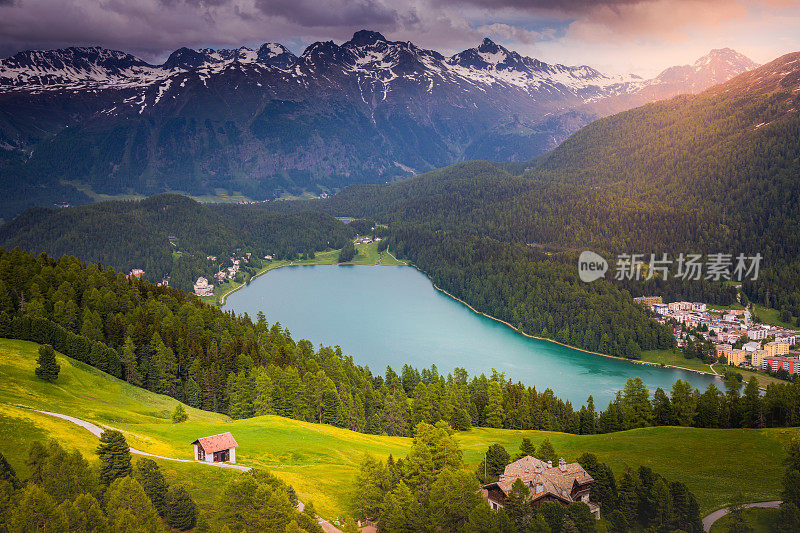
[269,52,800,331]
[0,194,354,291]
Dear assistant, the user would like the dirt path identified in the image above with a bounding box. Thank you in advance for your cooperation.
[34,409,342,533]
[702,501,782,531]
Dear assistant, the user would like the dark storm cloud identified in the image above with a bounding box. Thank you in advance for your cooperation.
[253,0,405,29]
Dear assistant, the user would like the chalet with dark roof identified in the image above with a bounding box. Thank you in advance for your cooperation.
[481,456,600,519]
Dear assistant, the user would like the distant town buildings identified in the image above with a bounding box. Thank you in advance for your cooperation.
[193,277,214,297]
[637,295,799,374]
[128,269,144,279]
[634,296,663,307]
[764,356,800,375]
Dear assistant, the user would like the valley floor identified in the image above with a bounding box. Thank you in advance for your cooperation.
[0,338,795,525]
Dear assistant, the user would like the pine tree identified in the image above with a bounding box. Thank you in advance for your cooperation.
[26,440,49,484]
[538,438,557,465]
[478,444,510,482]
[35,344,60,383]
[97,429,132,486]
[228,369,254,419]
[0,451,20,489]
[7,484,66,531]
[621,377,653,429]
[165,485,198,530]
[519,437,536,458]
[59,493,108,532]
[185,377,202,409]
[105,476,164,532]
[486,381,504,428]
[253,367,275,415]
[504,478,532,531]
[172,403,188,423]
[134,458,168,515]
[120,336,142,385]
[428,468,481,532]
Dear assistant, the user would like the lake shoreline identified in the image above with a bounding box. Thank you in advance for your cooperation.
[229,259,721,381]
[408,263,723,381]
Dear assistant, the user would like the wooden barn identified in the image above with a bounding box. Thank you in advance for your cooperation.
[191,432,238,464]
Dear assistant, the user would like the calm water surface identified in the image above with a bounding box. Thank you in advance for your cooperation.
[225,265,719,406]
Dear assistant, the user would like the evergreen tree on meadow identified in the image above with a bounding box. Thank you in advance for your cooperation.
[134,458,168,515]
[427,468,482,532]
[26,440,49,484]
[476,443,509,482]
[537,437,557,465]
[518,437,536,459]
[577,453,618,515]
[165,485,198,530]
[338,241,356,263]
[97,429,132,486]
[40,441,97,504]
[0,451,20,489]
[172,403,188,423]
[35,343,60,382]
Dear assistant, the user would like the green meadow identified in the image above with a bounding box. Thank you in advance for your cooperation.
[0,338,795,522]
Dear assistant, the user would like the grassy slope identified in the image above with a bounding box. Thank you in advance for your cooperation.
[639,349,716,373]
[709,508,780,532]
[753,304,797,329]
[0,338,795,519]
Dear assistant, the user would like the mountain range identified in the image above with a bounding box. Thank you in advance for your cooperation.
[0,30,757,219]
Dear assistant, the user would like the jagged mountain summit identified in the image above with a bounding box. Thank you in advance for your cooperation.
[0,30,758,219]
[637,47,759,100]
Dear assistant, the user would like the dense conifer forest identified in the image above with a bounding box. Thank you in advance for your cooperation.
[0,194,354,292]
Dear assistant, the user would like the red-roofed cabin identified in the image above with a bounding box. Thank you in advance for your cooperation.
[191,432,238,463]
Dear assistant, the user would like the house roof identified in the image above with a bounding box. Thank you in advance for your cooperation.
[483,456,593,504]
[191,432,238,453]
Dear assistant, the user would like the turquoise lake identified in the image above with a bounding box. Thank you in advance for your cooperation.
[225,264,719,406]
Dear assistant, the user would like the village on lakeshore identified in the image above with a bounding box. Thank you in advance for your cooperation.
[127,234,389,302]
[634,296,800,376]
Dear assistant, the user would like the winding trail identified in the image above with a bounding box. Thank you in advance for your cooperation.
[34,410,342,533]
[702,501,782,531]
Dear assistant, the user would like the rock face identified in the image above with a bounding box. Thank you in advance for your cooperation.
[0,31,757,218]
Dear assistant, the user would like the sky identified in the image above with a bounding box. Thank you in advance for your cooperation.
[0,0,798,77]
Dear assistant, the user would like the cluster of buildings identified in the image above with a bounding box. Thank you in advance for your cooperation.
[482,456,600,519]
[193,276,214,297]
[212,251,254,284]
[634,296,800,375]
